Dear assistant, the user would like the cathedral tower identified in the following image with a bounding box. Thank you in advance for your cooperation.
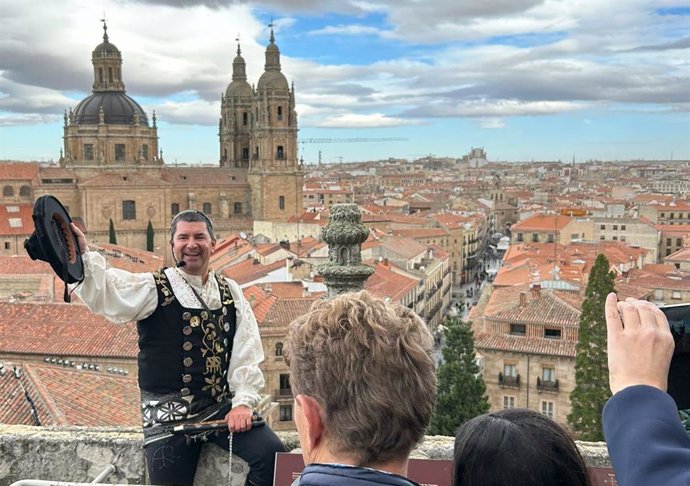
[246,28,303,221]
[61,22,160,167]
[219,42,253,168]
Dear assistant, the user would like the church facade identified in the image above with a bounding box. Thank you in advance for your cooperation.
[3,23,303,259]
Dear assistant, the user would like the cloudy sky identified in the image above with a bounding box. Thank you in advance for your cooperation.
[1,0,689,164]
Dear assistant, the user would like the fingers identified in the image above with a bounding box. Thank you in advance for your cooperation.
[618,301,641,329]
[605,292,623,335]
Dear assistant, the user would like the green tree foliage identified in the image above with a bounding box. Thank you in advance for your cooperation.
[146,220,154,252]
[568,253,615,440]
[429,316,490,436]
[109,218,117,245]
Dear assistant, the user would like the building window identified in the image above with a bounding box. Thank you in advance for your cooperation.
[279,373,291,396]
[677,238,682,247]
[613,225,618,230]
[667,238,672,247]
[503,363,517,378]
[171,203,180,215]
[600,235,605,240]
[516,233,523,242]
[19,186,30,198]
[621,236,626,242]
[532,233,538,242]
[279,195,285,210]
[670,213,675,219]
[277,106,283,121]
[202,202,212,215]
[661,213,665,218]
[242,148,249,160]
[621,225,626,231]
[4,242,10,250]
[542,367,556,382]
[84,144,94,161]
[275,342,284,357]
[503,396,515,409]
[243,112,248,126]
[510,324,526,336]
[570,233,579,241]
[673,291,682,300]
[98,67,104,83]
[277,146,284,159]
[3,186,14,197]
[115,144,126,161]
[612,236,618,241]
[142,144,149,161]
[541,400,555,419]
[279,404,292,422]
[547,233,554,243]
[544,328,562,339]
[108,67,114,83]
[122,200,136,220]
[600,224,605,230]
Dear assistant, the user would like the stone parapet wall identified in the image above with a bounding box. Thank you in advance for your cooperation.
[0,425,609,485]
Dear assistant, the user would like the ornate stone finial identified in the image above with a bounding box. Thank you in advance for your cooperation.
[100,16,109,43]
[152,110,157,128]
[268,18,275,44]
[236,34,241,55]
[318,204,374,297]
[63,110,68,127]
[98,105,105,124]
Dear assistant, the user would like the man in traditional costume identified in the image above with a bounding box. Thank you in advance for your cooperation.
[71,210,284,486]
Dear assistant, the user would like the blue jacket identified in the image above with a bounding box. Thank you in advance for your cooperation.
[603,385,690,486]
[292,463,420,486]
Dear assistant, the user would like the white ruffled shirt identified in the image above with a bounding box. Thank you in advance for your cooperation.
[74,251,265,410]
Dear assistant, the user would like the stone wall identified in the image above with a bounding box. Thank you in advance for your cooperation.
[0,424,610,485]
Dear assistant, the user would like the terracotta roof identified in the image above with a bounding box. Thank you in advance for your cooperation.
[390,228,449,239]
[162,167,249,187]
[0,162,39,180]
[365,261,419,302]
[666,247,690,262]
[511,213,572,232]
[485,289,581,327]
[0,203,34,236]
[257,281,307,298]
[0,362,52,425]
[0,302,137,358]
[657,224,690,235]
[23,363,139,426]
[222,258,286,285]
[92,244,164,273]
[243,286,276,323]
[79,172,172,188]
[263,298,316,326]
[474,332,576,358]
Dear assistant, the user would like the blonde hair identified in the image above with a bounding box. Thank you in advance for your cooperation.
[285,290,437,465]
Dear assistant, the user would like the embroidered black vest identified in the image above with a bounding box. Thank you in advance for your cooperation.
[137,269,237,407]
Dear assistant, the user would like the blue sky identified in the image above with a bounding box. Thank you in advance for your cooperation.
[1,0,689,164]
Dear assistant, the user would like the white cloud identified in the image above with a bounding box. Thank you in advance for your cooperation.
[479,117,506,129]
[316,113,421,128]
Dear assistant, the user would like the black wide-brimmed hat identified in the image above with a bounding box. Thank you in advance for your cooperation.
[24,195,83,300]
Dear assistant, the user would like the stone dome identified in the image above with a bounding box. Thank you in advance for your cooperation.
[92,40,121,58]
[225,80,253,99]
[73,92,149,126]
[257,70,289,92]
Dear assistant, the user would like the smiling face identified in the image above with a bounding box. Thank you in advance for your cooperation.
[170,221,216,277]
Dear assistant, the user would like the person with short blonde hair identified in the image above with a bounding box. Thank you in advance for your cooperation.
[286,290,437,486]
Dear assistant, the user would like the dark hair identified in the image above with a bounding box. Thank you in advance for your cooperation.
[169,210,215,241]
[453,409,590,486]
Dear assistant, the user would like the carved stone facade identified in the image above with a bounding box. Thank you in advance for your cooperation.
[1,24,304,262]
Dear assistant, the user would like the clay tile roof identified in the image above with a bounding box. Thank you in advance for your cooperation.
[0,162,39,180]
[79,172,172,188]
[365,262,419,302]
[390,228,449,239]
[0,302,138,358]
[474,332,577,358]
[263,298,316,326]
[22,363,140,426]
[161,167,248,186]
[486,291,581,327]
[0,362,53,425]
[0,203,34,236]
[258,281,306,298]
[91,243,164,273]
[511,213,572,232]
[222,258,286,286]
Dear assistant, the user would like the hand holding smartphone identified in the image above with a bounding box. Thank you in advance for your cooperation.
[659,303,690,409]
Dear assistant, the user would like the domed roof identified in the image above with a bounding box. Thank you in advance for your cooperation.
[257,70,289,92]
[91,22,121,58]
[226,80,253,99]
[73,92,149,126]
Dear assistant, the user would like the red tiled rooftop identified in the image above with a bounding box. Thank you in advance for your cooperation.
[0,162,39,180]
[0,203,34,236]
[0,302,137,358]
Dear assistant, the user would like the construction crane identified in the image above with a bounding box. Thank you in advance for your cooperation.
[299,137,408,164]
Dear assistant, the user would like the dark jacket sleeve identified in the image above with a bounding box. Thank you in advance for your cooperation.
[603,385,690,486]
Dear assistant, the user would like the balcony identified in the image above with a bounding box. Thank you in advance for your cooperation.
[498,372,520,388]
[537,378,559,392]
[275,387,293,398]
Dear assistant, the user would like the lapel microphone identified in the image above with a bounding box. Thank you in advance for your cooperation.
[176,259,186,268]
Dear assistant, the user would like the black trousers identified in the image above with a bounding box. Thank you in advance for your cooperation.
[144,424,285,486]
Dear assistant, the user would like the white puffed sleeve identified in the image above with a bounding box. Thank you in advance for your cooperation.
[225,278,266,409]
[73,251,158,324]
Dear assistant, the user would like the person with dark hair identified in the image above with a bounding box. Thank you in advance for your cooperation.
[603,293,690,486]
[285,290,437,486]
[69,210,285,486]
[453,408,590,486]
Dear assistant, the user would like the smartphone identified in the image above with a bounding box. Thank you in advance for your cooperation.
[658,303,690,409]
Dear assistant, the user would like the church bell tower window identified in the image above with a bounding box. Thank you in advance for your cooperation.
[115,144,126,161]
[277,106,283,121]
